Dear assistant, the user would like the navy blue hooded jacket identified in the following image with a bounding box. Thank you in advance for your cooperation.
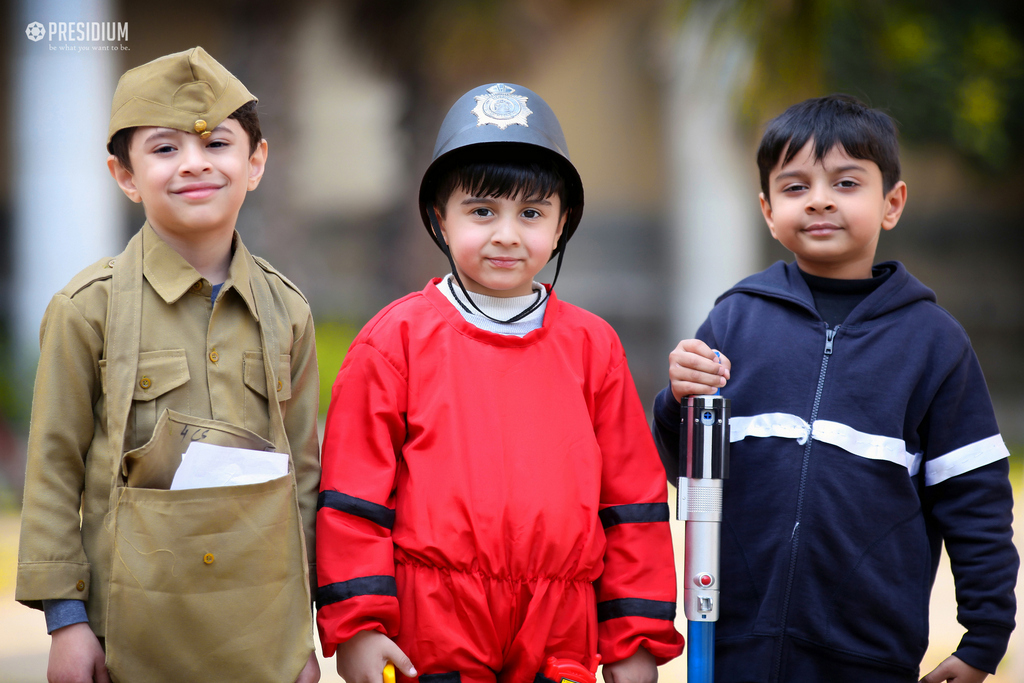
[653,261,1016,682]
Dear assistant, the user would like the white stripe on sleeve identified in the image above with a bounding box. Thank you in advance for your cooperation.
[923,434,1010,486]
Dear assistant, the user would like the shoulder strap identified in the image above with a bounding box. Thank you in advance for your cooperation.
[247,251,292,457]
[105,230,145,502]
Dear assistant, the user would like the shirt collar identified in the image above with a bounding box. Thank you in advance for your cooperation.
[141,222,259,321]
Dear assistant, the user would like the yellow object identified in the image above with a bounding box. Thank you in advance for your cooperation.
[383,663,396,683]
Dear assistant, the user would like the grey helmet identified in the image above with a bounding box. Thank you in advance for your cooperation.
[418,83,585,256]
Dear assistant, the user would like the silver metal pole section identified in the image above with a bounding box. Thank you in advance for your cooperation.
[678,395,730,622]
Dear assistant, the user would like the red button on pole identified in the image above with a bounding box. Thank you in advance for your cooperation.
[695,573,714,587]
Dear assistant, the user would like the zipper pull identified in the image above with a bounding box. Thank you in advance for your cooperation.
[824,327,838,355]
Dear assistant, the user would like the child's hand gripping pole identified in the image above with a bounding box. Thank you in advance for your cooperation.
[678,352,730,683]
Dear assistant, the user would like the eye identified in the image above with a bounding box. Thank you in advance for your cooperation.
[471,207,494,217]
[153,144,176,154]
[522,208,541,219]
[836,179,858,189]
[206,139,229,149]
[782,183,807,193]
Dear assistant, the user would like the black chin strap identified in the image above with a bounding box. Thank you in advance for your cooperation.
[428,207,565,324]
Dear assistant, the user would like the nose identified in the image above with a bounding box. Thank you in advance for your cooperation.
[178,139,212,175]
[805,184,835,214]
[491,215,521,246]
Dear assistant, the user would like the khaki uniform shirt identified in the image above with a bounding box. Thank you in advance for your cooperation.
[16,223,320,636]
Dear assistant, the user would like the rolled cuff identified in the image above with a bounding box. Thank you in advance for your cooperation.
[16,561,91,609]
[597,616,685,666]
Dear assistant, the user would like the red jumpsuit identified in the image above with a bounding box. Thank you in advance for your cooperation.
[316,281,684,683]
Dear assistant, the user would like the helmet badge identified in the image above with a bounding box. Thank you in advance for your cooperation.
[471,83,532,130]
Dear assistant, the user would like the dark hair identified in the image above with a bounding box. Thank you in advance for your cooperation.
[431,145,568,218]
[757,94,901,201]
[107,100,263,173]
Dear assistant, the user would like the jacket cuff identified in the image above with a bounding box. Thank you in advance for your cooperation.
[954,623,1014,674]
[316,594,399,658]
[16,561,91,607]
[597,617,685,665]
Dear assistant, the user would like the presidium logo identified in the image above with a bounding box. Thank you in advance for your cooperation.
[25,22,45,41]
[25,20,128,45]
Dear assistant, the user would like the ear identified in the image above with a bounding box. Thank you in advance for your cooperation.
[759,192,779,240]
[247,139,269,191]
[433,207,450,245]
[552,212,567,251]
[107,155,142,203]
[881,180,907,232]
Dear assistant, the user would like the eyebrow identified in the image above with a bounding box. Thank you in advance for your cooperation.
[460,196,553,206]
[775,163,867,181]
[141,124,234,145]
[141,129,180,145]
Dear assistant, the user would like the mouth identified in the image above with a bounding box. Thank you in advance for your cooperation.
[485,257,522,269]
[803,222,842,236]
[173,183,222,199]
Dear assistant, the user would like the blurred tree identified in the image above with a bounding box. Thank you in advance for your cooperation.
[725,0,1024,168]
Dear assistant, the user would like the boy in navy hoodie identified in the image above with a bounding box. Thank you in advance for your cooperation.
[652,95,1017,683]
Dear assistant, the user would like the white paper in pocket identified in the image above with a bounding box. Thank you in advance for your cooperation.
[170,441,288,490]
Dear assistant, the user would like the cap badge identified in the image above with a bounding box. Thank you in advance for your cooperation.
[194,119,211,139]
[472,83,531,130]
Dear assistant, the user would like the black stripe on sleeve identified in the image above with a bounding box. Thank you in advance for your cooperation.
[316,575,398,609]
[318,490,395,530]
[420,673,461,683]
[597,598,677,622]
[598,502,670,529]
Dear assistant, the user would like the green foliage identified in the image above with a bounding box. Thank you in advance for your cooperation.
[699,0,1024,169]
[315,320,359,416]
[0,327,31,430]
[825,1,1024,168]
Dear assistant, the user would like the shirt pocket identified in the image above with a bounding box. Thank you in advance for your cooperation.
[101,349,190,450]
[242,352,292,436]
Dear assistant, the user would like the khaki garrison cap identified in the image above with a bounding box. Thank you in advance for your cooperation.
[107,46,256,150]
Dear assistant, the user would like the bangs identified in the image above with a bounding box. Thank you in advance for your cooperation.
[433,146,567,215]
[757,95,901,197]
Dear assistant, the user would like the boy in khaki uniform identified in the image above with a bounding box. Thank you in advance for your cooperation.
[16,47,321,683]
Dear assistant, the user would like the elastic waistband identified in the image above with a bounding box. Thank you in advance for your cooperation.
[395,557,592,587]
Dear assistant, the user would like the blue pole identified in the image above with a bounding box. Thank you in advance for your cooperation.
[687,621,715,682]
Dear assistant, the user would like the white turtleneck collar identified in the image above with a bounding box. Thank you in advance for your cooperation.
[436,274,549,337]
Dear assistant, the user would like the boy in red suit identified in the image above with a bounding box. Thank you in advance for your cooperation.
[316,83,685,683]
